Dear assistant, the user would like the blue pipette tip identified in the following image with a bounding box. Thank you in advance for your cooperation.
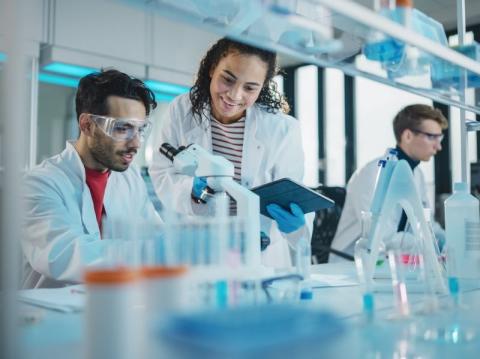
[448,277,459,295]
[363,293,375,321]
[363,293,375,312]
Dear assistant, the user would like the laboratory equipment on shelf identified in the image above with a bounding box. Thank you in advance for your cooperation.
[444,182,480,279]
[432,41,480,89]
[266,0,342,55]
[466,120,480,132]
[159,143,261,268]
[363,0,447,80]
[354,150,447,297]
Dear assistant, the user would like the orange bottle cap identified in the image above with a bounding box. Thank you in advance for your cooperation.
[141,265,188,279]
[396,0,413,7]
[84,267,140,285]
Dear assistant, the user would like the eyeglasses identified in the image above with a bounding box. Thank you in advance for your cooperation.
[89,114,152,142]
[411,129,444,143]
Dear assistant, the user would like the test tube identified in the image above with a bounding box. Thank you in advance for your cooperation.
[354,238,375,321]
[417,251,439,314]
[295,236,312,280]
[387,249,410,318]
[446,246,460,308]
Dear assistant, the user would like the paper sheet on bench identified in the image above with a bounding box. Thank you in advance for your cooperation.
[309,273,358,288]
[18,285,86,313]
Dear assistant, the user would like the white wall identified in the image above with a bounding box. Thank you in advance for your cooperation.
[51,0,218,85]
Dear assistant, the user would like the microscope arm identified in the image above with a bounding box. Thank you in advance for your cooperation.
[160,143,261,268]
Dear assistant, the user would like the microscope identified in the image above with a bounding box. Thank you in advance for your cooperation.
[160,143,261,268]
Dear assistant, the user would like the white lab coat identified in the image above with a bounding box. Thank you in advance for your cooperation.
[330,156,444,261]
[149,93,309,269]
[22,141,162,288]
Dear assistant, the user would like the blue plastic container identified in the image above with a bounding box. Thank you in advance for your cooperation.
[363,7,447,80]
[157,304,345,358]
[431,42,480,89]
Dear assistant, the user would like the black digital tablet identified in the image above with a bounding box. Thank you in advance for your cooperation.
[251,178,335,219]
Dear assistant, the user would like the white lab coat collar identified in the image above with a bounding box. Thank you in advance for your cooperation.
[62,140,88,182]
[242,105,265,188]
[62,140,101,236]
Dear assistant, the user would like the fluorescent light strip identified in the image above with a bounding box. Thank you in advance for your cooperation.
[43,62,97,77]
[39,73,179,102]
[154,92,177,102]
[39,73,80,88]
[145,80,189,96]
[39,62,181,103]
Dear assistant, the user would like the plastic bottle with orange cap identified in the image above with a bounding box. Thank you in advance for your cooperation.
[84,264,190,359]
[84,267,144,359]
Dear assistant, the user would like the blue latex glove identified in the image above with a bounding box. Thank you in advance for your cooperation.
[266,203,305,234]
[191,177,214,204]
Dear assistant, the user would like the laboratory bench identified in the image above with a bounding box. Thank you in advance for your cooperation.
[19,262,480,358]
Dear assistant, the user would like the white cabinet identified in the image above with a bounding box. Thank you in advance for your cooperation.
[43,0,218,85]
[152,16,218,79]
[54,0,148,64]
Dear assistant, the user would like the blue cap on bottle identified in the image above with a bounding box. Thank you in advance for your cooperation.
[300,289,313,300]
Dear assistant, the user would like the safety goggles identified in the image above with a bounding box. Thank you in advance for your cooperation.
[89,114,152,142]
[411,129,444,143]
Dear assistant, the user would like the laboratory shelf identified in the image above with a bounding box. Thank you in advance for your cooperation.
[136,0,480,114]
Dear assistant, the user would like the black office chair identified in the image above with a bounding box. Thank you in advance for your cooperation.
[310,186,348,263]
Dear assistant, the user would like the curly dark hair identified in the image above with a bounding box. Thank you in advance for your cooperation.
[190,38,290,125]
[75,69,157,121]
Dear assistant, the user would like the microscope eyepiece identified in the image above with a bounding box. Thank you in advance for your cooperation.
[159,143,184,162]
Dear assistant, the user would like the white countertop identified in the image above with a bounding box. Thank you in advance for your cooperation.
[18,262,480,358]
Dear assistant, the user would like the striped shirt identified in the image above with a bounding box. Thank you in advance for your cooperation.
[211,116,245,213]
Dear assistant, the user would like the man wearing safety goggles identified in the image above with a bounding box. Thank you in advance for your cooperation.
[331,104,449,262]
[84,114,152,171]
[23,69,161,288]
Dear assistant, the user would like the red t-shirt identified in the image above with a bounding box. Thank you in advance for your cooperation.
[85,167,110,236]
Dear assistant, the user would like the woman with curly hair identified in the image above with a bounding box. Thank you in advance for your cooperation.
[150,38,308,268]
